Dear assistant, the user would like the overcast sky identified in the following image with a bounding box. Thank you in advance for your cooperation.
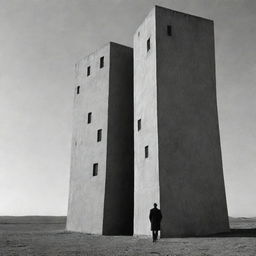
[0,0,255,217]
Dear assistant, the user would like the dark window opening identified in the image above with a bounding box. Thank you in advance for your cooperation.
[147,38,150,52]
[138,119,141,131]
[100,56,104,68]
[97,129,102,142]
[87,112,92,124]
[93,163,98,176]
[167,25,172,36]
[76,86,80,94]
[145,145,149,158]
[87,66,91,76]
[138,31,140,37]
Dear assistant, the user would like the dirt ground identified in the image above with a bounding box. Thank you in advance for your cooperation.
[0,216,256,256]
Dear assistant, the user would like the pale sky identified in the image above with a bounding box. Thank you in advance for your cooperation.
[0,0,255,217]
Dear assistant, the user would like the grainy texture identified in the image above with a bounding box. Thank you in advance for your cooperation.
[0,217,256,256]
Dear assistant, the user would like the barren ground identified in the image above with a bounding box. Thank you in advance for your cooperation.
[0,216,255,256]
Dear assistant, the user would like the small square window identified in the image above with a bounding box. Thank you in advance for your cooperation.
[76,86,80,94]
[87,66,91,76]
[138,119,141,131]
[147,38,150,52]
[100,57,104,68]
[93,163,98,176]
[145,145,149,158]
[97,129,102,142]
[167,25,172,36]
[87,112,92,124]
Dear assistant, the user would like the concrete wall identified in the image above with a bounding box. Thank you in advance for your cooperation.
[67,44,110,234]
[133,8,160,236]
[134,6,229,237]
[155,6,229,237]
[103,43,134,235]
[67,42,134,235]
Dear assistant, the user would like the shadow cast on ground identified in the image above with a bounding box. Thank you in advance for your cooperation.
[209,228,256,238]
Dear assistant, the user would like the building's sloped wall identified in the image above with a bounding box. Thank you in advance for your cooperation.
[133,8,160,236]
[67,45,110,234]
[155,6,229,237]
[102,43,134,235]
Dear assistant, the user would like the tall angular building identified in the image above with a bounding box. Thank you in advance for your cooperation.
[134,6,229,237]
[67,42,134,235]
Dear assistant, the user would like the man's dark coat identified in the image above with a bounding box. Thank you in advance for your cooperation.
[149,208,162,231]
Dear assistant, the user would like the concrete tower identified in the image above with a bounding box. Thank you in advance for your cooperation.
[134,6,229,237]
[67,42,134,235]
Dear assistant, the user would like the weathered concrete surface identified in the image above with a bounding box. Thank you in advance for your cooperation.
[67,43,133,235]
[133,8,160,236]
[67,44,110,234]
[156,6,229,237]
[134,6,229,237]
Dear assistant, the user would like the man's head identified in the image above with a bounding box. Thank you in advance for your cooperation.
[153,203,157,208]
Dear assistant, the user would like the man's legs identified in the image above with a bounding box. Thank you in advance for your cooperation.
[152,230,158,242]
[155,230,158,241]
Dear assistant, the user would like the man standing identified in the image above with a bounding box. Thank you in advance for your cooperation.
[149,203,162,242]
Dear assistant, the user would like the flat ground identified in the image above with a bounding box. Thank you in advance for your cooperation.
[0,216,255,256]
